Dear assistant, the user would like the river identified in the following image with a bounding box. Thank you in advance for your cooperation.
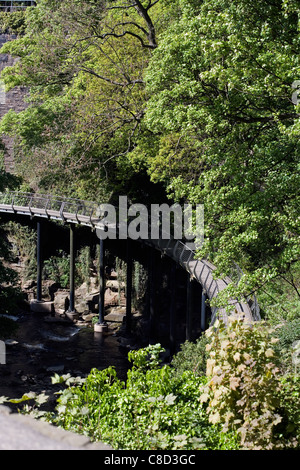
[0,309,131,406]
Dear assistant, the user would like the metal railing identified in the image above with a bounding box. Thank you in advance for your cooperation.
[0,1,35,11]
[0,191,102,225]
[0,191,260,323]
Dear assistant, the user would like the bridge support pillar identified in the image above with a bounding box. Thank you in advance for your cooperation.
[0,340,6,365]
[148,248,157,345]
[186,274,194,342]
[36,221,42,302]
[125,240,132,334]
[94,237,108,333]
[30,220,54,313]
[201,290,206,332]
[66,224,78,320]
[169,262,176,355]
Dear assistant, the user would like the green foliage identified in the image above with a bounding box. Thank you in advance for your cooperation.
[0,220,22,318]
[132,260,147,310]
[0,0,167,201]
[257,262,300,324]
[2,336,299,451]
[273,319,300,373]
[76,246,92,289]
[277,319,300,351]
[0,0,298,317]
[43,246,95,289]
[5,221,37,280]
[171,334,209,378]
[200,316,299,449]
[0,169,21,192]
[0,11,27,35]
[50,344,239,450]
[43,250,70,289]
[142,0,300,305]
[277,374,300,443]
[0,167,23,312]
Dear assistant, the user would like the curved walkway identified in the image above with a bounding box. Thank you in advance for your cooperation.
[0,191,260,324]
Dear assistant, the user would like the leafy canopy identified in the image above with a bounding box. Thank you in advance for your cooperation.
[141,0,300,302]
[0,0,170,200]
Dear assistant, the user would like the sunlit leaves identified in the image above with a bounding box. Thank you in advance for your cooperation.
[143,0,300,302]
[49,344,239,450]
[200,316,298,449]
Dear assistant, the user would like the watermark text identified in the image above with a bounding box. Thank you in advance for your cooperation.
[96,197,204,250]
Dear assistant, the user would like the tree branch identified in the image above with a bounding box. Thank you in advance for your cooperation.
[133,0,157,48]
[104,0,159,48]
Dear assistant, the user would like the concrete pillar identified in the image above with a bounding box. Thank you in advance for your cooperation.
[201,290,206,332]
[125,240,132,334]
[169,262,176,355]
[36,220,42,302]
[94,237,108,332]
[148,249,156,344]
[186,275,193,342]
[68,224,76,314]
[30,220,54,314]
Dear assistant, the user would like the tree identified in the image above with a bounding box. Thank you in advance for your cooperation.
[141,0,300,305]
[0,170,22,318]
[0,0,169,201]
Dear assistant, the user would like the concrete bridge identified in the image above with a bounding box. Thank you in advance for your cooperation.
[0,191,260,348]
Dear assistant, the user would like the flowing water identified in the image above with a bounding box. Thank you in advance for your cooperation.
[0,309,130,404]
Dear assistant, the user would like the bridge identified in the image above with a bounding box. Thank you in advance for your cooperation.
[0,1,35,12]
[0,191,260,348]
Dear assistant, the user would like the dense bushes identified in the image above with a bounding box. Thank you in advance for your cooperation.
[170,335,209,379]
[2,316,299,450]
[274,319,300,373]
[44,318,299,450]
[50,343,239,450]
[200,317,299,449]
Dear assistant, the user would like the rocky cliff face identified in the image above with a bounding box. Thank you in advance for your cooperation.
[0,33,28,173]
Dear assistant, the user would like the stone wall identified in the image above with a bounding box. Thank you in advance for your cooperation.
[0,405,112,450]
[0,33,28,173]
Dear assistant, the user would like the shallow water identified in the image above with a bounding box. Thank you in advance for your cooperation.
[0,310,130,402]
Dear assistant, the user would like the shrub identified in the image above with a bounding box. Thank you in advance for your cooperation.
[43,251,70,288]
[171,334,209,378]
[200,316,298,449]
[277,374,300,445]
[51,344,239,450]
[274,319,300,373]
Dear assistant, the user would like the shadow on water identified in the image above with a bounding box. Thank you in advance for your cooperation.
[0,310,131,402]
